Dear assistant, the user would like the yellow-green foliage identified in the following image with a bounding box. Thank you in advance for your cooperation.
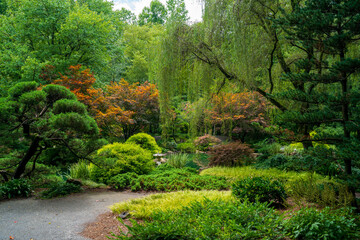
[96,142,154,175]
[200,166,330,186]
[69,160,91,180]
[110,190,233,219]
[125,133,161,154]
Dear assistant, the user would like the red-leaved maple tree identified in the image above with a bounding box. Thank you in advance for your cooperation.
[205,91,269,140]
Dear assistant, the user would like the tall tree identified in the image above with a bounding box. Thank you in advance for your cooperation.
[0,0,122,87]
[275,0,360,205]
[166,0,189,23]
[138,0,167,25]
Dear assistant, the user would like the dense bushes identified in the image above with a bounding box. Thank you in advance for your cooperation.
[0,179,32,199]
[289,175,354,208]
[113,199,284,239]
[125,133,161,154]
[283,207,359,240]
[208,142,255,166]
[113,198,359,240]
[40,182,82,199]
[232,177,287,204]
[109,166,230,192]
[108,172,138,190]
[256,150,340,177]
[93,142,154,182]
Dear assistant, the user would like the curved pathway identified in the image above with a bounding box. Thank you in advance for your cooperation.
[0,190,148,240]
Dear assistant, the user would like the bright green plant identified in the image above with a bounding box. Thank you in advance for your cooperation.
[40,182,82,199]
[232,177,287,204]
[110,190,234,219]
[284,207,359,240]
[108,172,139,190]
[166,153,189,168]
[177,142,196,153]
[0,179,32,199]
[125,133,161,154]
[113,199,285,239]
[126,168,229,192]
[69,160,91,180]
[94,142,154,181]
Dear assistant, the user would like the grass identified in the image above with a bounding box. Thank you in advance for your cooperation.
[166,153,189,168]
[110,190,233,219]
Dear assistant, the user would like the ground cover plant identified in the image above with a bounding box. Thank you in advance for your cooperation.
[283,207,360,240]
[40,182,82,199]
[232,176,287,204]
[109,165,230,192]
[110,190,234,219]
[0,179,32,199]
[111,199,285,239]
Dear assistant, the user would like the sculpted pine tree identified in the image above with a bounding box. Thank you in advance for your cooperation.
[0,82,98,180]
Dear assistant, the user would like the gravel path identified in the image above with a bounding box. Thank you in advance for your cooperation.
[0,190,148,240]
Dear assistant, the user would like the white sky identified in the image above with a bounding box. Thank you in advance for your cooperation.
[111,0,203,22]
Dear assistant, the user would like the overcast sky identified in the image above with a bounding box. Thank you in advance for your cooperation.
[111,0,203,22]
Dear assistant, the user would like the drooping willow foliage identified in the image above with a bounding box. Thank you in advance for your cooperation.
[153,0,293,139]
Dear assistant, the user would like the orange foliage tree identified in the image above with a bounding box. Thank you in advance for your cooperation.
[94,79,159,139]
[205,91,269,141]
[42,65,160,140]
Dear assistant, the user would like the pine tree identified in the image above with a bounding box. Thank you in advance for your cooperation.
[275,0,360,199]
[0,82,99,180]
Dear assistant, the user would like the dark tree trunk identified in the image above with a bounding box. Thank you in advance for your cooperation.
[13,136,41,179]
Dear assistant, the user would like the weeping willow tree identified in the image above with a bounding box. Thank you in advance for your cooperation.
[153,0,294,139]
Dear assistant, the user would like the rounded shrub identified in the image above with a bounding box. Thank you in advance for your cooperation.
[232,176,287,204]
[95,142,154,180]
[208,142,255,167]
[125,133,161,154]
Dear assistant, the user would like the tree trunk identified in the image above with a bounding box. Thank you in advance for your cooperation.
[13,136,41,179]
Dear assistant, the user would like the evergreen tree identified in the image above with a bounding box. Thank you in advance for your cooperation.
[0,82,98,180]
[275,0,360,197]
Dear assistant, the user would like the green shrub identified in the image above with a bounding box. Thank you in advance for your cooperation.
[166,153,189,168]
[108,172,138,190]
[125,133,161,154]
[177,142,196,153]
[40,182,82,199]
[254,139,282,156]
[232,177,287,204]
[0,179,32,199]
[208,142,255,167]
[114,199,285,239]
[89,164,110,183]
[94,143,154,182]
[288,175,354,208]
[129,168,229,192]
[110,190,234,219]
[194,134,221,151]
[284,207,359,240]
[69,160,91,180]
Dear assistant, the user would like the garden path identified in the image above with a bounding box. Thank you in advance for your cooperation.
[0,190,147,240]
